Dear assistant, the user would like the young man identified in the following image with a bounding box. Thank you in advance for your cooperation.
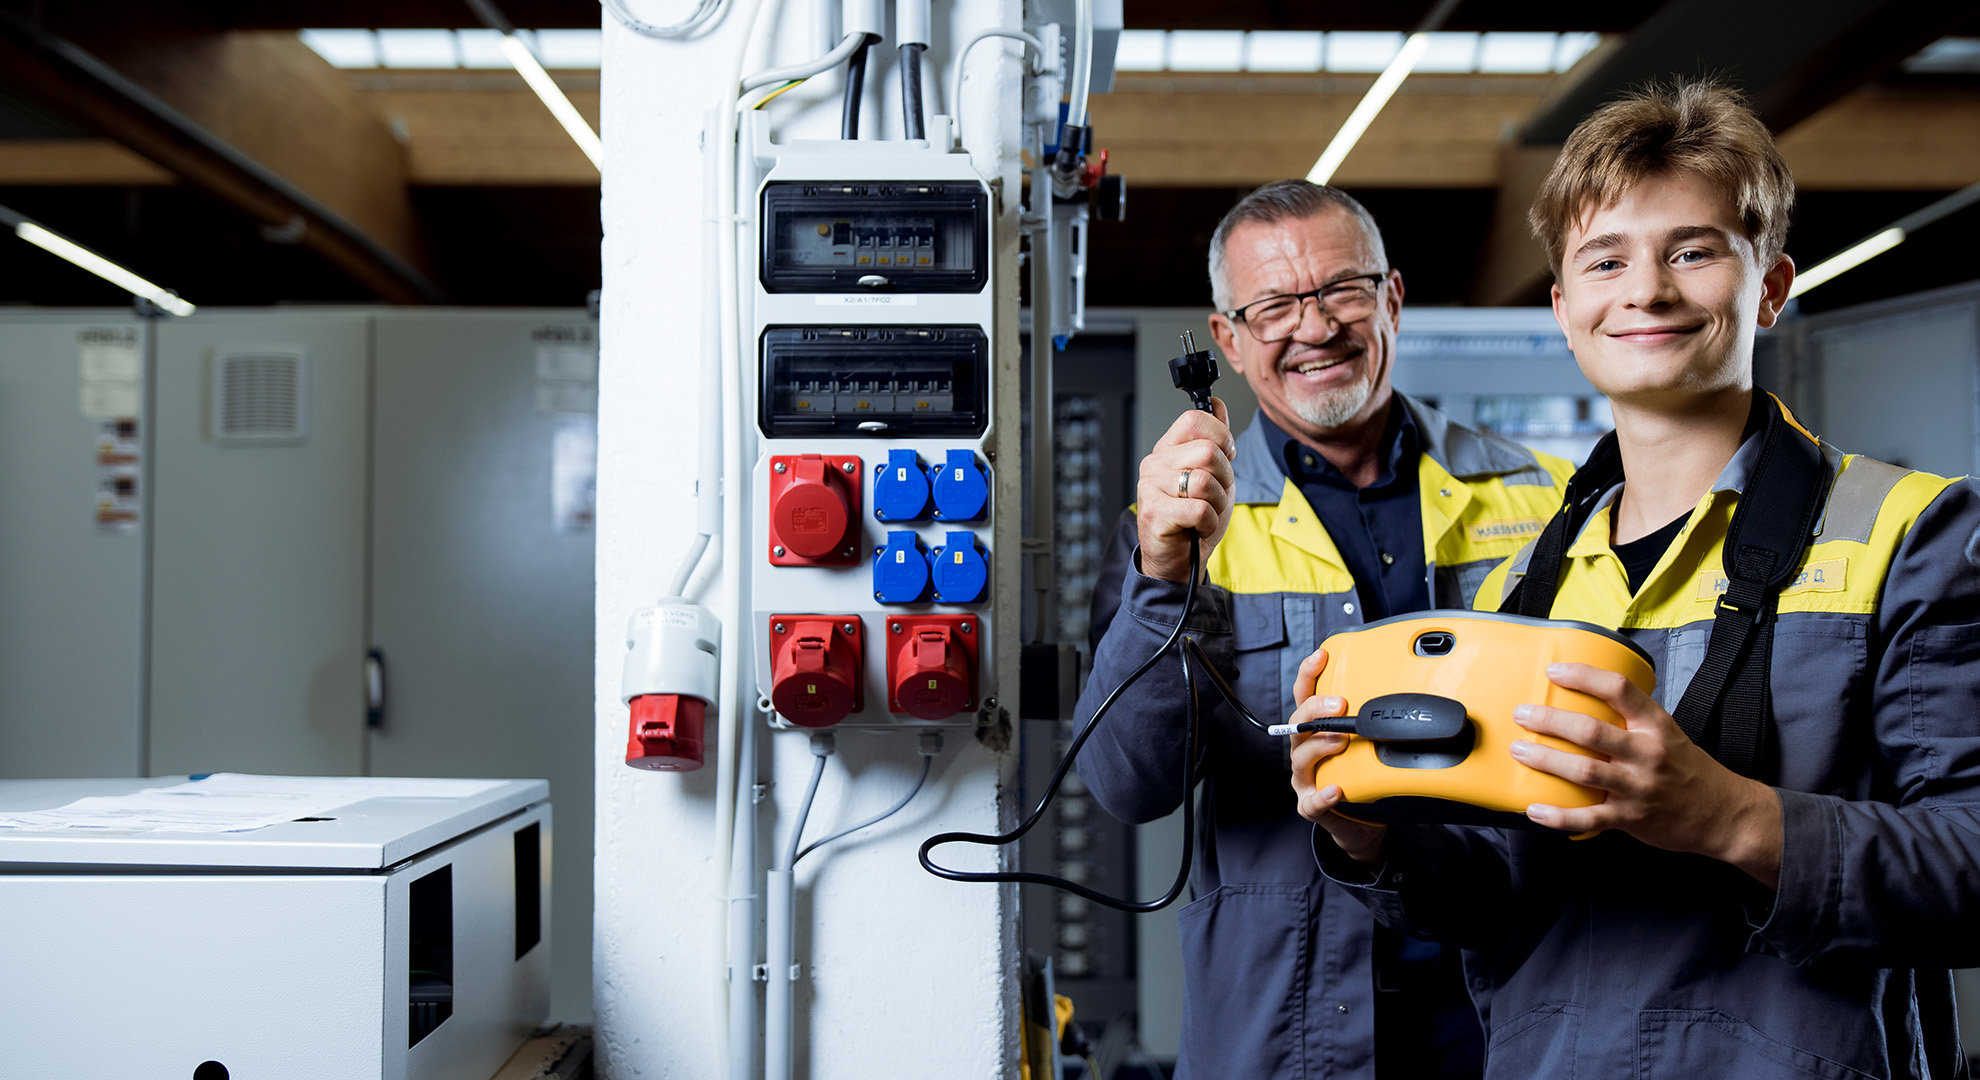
[1073,181,1572,1078]
[1290,81,1980,1077]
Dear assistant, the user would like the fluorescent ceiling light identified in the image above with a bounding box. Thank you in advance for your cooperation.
[1477,32,1558,74]
[1114,29,1167,71]
[1413,32,1479,73]
[1244,31,1323,72]
[1308,32,1431,184]
[299,29,379,68]
[377,29,460,68]
[15,221,195,316]
[1788,228,1904,298]
[1326,32,1404,73]
[1165,30,1245,72]
[500,34,602,169]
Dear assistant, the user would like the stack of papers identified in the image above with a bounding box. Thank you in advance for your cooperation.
[0,773,506,834]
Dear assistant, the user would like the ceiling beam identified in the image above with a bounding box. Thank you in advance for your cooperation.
[0,12,440,302]
[1088,75,1980,192]
[0,139,175,184]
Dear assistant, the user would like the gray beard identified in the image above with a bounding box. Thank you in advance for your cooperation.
[1291,369,1376,430]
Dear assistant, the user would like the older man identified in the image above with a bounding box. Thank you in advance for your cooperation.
[1072,180,1573,1079]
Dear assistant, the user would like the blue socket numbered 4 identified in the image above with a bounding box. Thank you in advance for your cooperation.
[873,449,932,521]
[930,531,988,603]
[931,449,988,521]
[873,529,932,604]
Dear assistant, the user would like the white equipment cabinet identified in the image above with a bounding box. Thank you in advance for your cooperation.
[0,777,550,1080]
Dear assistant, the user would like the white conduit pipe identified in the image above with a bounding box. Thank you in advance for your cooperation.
[766,747,830,1080]
[707,0,771,1066]
[726,708,759,1080]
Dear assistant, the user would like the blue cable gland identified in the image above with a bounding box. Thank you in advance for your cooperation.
[931,449,989,521]
[872,449,931,521]
[873,529,931,604]
[931,532,988,604]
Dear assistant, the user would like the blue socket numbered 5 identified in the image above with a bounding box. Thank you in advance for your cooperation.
[931,531,988,604]
[931,449,988,521]
[873,529,932,604]
[873,449,932,521]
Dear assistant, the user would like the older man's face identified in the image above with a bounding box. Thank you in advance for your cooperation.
[1208,209,1404,445]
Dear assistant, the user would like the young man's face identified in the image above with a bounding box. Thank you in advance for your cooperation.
[1207,209,1405,444]
[1551,171,1793,409]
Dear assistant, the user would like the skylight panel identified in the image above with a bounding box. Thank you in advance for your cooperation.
[1327,32,1404,73]
[535,29,604,68]
[1165,31,1246,72]
[1476,32,1559,74]
[299,29,379,69]
[1114,29,1167,71]
[1245,31,1324,72]
[1414,32,1480,73]
[1553,33,1601,72]
[377,29,460,68]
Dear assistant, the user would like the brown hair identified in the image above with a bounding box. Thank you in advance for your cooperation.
[1208,180,1386,311]
[1530,80,1795,274]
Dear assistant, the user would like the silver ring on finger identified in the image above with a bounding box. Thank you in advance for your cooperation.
[1177,468,1192,499]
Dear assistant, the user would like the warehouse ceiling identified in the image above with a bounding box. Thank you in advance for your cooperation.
[0,0,1974,313]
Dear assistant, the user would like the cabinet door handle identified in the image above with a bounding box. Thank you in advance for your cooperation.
[365,648,387,728]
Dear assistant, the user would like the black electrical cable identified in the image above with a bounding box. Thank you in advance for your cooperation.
[841,37,872,140]
[900,42,926,141]
[920,533,1272,912]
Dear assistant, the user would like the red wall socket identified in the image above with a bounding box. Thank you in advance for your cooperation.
[767,454,863,566]
[884,613,980,720]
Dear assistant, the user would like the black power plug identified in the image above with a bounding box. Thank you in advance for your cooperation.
[1168,330,1219,413]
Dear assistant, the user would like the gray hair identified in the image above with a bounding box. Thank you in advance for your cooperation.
[1207,180,1389,312]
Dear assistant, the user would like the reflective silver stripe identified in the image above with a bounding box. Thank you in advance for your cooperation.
[1818,456,1911,544]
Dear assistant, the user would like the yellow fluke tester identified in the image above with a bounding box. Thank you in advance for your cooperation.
[1290,610,1656,828]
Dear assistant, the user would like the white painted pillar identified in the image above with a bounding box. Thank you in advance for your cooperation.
[596,2,1025,1076]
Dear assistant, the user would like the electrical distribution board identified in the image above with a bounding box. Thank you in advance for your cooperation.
[747,140,1010,731]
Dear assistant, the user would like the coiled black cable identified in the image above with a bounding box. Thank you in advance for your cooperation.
[900,42,926,141]
[841,37,872,140]
[919,534,1273,912]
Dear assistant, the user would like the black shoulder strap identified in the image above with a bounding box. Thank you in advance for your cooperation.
[1503,430,1623,619]
[1667,393,1830,777]
[1502,392,1831,779]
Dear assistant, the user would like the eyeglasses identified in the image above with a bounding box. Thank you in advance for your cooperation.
[1224,273,1386,343]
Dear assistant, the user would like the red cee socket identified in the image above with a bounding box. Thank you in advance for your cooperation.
[769,616,864,727]
[885,614,980,720]
[625,693,706,771]
[768,454,863,566]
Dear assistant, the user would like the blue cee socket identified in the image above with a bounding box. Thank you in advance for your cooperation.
[931,449,988,521]
[873,529,931,604]
[931,531,988,603]
[873,449,932,521]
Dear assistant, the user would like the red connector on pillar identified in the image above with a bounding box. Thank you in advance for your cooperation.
[620,601,720,771]
[625,693,706,771]
[885,614,979,720]
[769,616,864,727]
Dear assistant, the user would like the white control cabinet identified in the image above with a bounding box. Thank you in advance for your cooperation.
[0,778,550,1080]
